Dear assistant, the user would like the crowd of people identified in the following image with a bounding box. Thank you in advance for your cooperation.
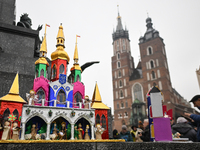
[112,95,200,142]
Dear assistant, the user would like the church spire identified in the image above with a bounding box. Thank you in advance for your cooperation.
[116,5,123,31]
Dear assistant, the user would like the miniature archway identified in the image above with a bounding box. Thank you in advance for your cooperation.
[52,64,56,79]
[75,117,91,140]
[3,108,10,120]
[36,88,45,104]
[95,114,100,125]
[40,69,44,76]
[50,116,70,140]
[59,64,64,74]
[101,115,106,129]
[73,92,82,108]
[25,116,47,140]
[57,89,66,104]
[12,109,19,120]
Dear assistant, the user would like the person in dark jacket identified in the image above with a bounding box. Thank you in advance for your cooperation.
[113,129,120,139]
[119,125,133,142]
[172,117,197,142]
[139,119,150,142]
[185,95,200,142]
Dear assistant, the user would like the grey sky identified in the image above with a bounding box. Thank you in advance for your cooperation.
[16,0,200,111]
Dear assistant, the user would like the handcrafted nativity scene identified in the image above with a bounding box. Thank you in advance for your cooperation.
[0,24,110,140]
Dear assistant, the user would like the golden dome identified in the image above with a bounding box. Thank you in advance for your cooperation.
[35,57,49,66]
[70,63,82,72]
[51,24,70,62]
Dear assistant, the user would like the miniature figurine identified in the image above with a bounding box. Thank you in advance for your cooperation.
[50,122,59,140]
[1,121,11,140]
[12,121,21,140]
[30,124,38,140]
[59,122,66,140]
[95,124,104,140]
[84,125,90,140]
[74,124,79,140]
[78,123,84,139]
[84,95,90,109]
[26,90,38,105]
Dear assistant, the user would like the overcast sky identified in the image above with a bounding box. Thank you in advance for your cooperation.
[16,0,200,112]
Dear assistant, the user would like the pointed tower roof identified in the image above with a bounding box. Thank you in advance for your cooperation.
[91,82,109,109]
[51,24,70,62]
[70,35,82,71]
[0,73,26,103]
[40,34,47,53]
[116,6,123,31]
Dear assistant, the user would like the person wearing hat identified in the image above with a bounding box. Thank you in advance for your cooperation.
[119,125,133,142]
[138,119,150,142]
[184,95,200,142]
[172,117,197,142]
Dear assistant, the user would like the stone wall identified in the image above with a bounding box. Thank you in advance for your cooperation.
[0,142,199,150]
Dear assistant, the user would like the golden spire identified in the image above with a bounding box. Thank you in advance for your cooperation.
[0,73,26,103]
[91,82,109,109]
[73,35,79,63]
[40,25,47,53]
[51,24,70,62]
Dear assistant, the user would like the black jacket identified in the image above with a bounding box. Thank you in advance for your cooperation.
[140,126,150,142]
[172,123,197,142]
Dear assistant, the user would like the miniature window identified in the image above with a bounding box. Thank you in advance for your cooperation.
[119,80,123,87]
[36,69,38,78]
[120,90,124,98]
[152,71,156,79]
[37,88,45,104]
[40,69,44,76]
[53,65,56,78]
[59,64,64,74]
[57,39,59,43]
[74,92,82,107]
[101,115,106,129]
[76,75,80,81]
[118,70,121,77]
[12,109,19,120]
[57,89,66,104]
[133,83,143,101]
[117,61,121,68]
[3,108,10,119]
[96,114,100,125]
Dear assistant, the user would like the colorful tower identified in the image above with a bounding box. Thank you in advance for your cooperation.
[50,23,70,82]
[0,73,26,139]
[71,35,85,108]
[33,24,50,106]
[49,24,73,107]
[70,35,82,83]
[91,82,110,139]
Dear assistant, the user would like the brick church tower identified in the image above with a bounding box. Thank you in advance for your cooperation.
[111,11,135,130]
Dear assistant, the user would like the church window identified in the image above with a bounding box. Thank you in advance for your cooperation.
[133,83,143,102]
[152,71,156,79]
[52,65,56,79]
[121,101,124,108]
[119,80,122,87]
[117,61,121,68]
[12,109,19,120]
[57,89,66,104]
[74,92,82,107]
[147,46,153,55]
[101,115,106,129]
[118,70,121,77]
[124,112,128,118]
[40,69,44,76]
[150,60,154,68]
[37,88,45,104]
[117,53,120,59]
[36,69,38,78]
[148,47,152,55]
[96,114,100,125]
[59,64,64,74]
[120,90,124,98]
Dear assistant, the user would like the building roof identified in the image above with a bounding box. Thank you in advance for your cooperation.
[91,82,109,109]
[0,73,26,103]
[129,69,142,81]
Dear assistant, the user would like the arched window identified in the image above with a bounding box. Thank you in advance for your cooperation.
[150,60,154,68]
[40,69,44,76]
[74,92,82,107]
[36,69,38,78]
[52,65,56,78]
[118,70,121,77]
[148,47,152,55]
[117,61,121,68]
[76,75,80,81]
[3,108,10,120]
[133,83,143,101]
[101,115,106,129]
[96,114,100,125]
[152,71,156,79]
[37,88,45,104]
[13,109,19,120]
[117,53,120,59]
[119,80,123,87]
[120,90,123,98]
[59,64,64,74]
[121,101,124,108]
[57,89,66,104]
